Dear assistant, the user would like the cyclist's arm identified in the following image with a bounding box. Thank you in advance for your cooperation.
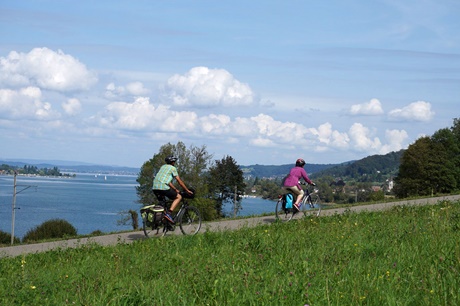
[300,169,313,185]
[168,182,179,193]
[175,175,193,194]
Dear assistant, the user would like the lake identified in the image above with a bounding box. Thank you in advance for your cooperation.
[0,174,275,239]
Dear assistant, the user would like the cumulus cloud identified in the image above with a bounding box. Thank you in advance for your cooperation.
[161,66,255,107]
[379,129,409,154]
[250,137,276,147]
[0,86,59,120]
[388,101,434,122]
[95,97,197,132]
[313,122,350,148]
[348,123,382,151]
[349,98,384,115]
[62,98,82,116]
[0,47,97,91]
[199,114,232,135]
[104,81,150,99]
[250,114,311,145]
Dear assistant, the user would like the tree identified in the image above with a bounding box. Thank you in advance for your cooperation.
[136,142,214,217]
[394,120,460,197]
[429,128,459,193]
[208,155,246,217]
[451,117,460,143]
[394,136,432,197]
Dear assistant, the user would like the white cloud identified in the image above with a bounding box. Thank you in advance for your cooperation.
[379,129,409,154]
[349,98,384,115]
[388,101,434,122]
[105,81,150,99]
[250,114,311,145]
[199,114,232,134]
[162,66,255,107]
[314,122,350,148]
[0,48,97,91]
[126,82,150,96]
[348,123,382,151]
[250,137,276,147]
[96,97,197,132]
[62,98,82,116]
[0,86,59,120]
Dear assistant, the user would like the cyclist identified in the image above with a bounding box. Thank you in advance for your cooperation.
[283,158,315,212]
[152,155,193,224]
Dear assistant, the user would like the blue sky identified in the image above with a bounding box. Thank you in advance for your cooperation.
[1,1,459,168]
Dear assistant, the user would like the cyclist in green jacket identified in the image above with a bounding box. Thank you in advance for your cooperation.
[152,156,193,223]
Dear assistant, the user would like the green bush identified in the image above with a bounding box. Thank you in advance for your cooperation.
[90,230,104,236]
[22,219,77,242]
[190,198,218,221]
[0,230,19,245]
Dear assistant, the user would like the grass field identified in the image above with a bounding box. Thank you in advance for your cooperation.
[1,200,459,305]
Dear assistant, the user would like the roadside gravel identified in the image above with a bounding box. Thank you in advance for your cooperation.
[2,194,459,258]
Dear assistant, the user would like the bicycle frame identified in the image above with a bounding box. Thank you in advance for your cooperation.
[275,183,321,222]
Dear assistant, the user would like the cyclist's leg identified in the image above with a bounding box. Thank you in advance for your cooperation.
[170,191,182,212]
[285,186,304,210]
[153,189,177,223]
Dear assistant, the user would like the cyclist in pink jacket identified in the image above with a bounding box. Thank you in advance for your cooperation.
[283,158,315,211]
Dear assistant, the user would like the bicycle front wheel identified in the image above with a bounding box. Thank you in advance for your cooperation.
[302,195,321,217]
[275,199,294,222]
[178,206,202,235]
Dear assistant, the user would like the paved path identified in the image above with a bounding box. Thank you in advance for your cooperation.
[2,194,459,258]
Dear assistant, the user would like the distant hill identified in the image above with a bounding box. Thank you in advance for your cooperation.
[311,150,404,181]
[0,159,140,175]
[2,150,404,180]
[240,163,340,179]
[240,150,403,181]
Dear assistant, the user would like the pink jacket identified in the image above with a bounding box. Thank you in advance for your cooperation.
[283,166,312,189]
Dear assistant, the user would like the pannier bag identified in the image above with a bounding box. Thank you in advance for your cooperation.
[141,205,165,225]
[283,193,294,209]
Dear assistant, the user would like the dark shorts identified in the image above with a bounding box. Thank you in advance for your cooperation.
[153,188,177,201]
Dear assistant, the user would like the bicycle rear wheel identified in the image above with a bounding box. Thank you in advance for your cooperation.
[275,199,295,222]
[178,206,202,235]
[142,211,160,238]
[302,195,321,217]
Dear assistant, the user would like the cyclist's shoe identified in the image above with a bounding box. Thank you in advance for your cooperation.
[293,203,301,212]
[164,211,175,224]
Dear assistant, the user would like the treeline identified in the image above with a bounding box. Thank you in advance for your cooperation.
[241,163,337,178]
[0,164,72,177]
[394,118,460,198]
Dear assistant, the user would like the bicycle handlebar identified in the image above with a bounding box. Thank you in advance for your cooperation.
[299,181,316,186]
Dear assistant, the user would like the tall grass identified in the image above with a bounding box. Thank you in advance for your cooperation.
[1,200,459,305]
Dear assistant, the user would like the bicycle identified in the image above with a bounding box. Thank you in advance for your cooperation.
[275,183,321,222]
[140,190,202,237]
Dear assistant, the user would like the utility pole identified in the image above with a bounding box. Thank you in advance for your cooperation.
[11,172,17,245]
[11,171,35,245]
[233,185,237,218]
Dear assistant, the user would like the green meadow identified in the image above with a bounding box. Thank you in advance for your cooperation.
[1,200,459,305]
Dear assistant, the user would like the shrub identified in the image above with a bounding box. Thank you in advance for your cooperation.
[0,230,19,245]
[117,210,139,230]
[90,230,104,236]
[22,219,78,242]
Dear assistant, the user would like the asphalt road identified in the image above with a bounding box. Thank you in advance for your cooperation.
[2,194,459,258]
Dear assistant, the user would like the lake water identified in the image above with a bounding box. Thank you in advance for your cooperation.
[0,174,275,239]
